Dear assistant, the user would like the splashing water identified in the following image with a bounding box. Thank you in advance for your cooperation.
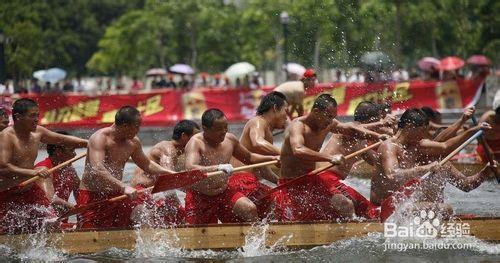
[238,219,293,257]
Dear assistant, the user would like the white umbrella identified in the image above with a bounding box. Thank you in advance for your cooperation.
[285,63,306,76]
[32,68,67,83]
[169,64,194,75]
[33,70,46,80]
[225,62,256,79]
[146,68,167,76]
[44,68,67,83]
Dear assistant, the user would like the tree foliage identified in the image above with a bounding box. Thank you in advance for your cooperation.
[0,0,497,79]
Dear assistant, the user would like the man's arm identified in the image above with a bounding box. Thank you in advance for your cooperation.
[232,134,279,164]
[434,107,474,142]
[39,126,88,148]
[331,120,384,141]
[419,124,489,158]
[289,121,340,163]
[131,139,174,175]
[379,141,436,185]
[135,146,171,180]
[445,162,495,192]
[248,125,280,155]
[37,177,74,209]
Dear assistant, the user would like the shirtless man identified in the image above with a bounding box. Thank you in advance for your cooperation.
[131,119,200,225]
[35,131,81,220]
[408,160,497,219]
[276,94,385,221]
[0,108,8,131]
[78,106,174,229]
[184,108,279,224]
[0,98,87,233]
[477,105,500,162]
[373,108,490,208]
[231,91,288,219]
[274,69,316,118]
[318,101,392,219]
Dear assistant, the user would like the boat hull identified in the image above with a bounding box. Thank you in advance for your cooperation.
[1,217,498,254]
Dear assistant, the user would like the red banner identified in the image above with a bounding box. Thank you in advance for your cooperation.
[0,79,483,129]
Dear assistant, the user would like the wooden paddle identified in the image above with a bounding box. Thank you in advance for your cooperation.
[57,160,279,221]
[471,116,499,183]
[256,141,382,202]
[380,130,484,222]
[152,160,279,194]
[0,152,87,194]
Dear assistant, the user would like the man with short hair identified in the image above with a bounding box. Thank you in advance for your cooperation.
[276,94,385,221]
[373,108,490,209]
[0,108,8,131]
[0,98,88,233]
[318,101,393,219]
[131,119,200,225]
[184,108,279,224]
[35,131,81,219]
[477,104,500,162]
[77,106,174,229]
[274,69,316,118]
[231,91,288,219]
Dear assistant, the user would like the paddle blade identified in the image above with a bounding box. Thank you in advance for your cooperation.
[57,199,109,221]
[380,178,422,222]
[152,170,207,193]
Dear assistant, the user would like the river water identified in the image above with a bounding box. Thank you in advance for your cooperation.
[1,129,499,262]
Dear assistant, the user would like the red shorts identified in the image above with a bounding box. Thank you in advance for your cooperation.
[274,173,343,222]
[76,185,150,229]
[153,195,186,225]
[185,185,245,224]
[228,172,273,220]
[476,142,500,162]
[318,170,380,219]
[0,185,55,234]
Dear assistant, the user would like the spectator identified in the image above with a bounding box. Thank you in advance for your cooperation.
[30,79,42,94]
[130,76,144,92]
[151,76,159,89]
[178,74,189,90]
[15,81,28,94]
[212,74,222,87]
[335,69,347,82]
[249,72,261,89]
[348,71,365,83]
[52,82,62,94]
[166,74,176,88]
[243,75,250,89]
[43,82,52,93]
[62,79,74,92]
[156,76,168,89]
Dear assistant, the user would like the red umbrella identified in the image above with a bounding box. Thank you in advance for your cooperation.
[467,55,491,66]
[417,57,440,71]
[439,56,465,71]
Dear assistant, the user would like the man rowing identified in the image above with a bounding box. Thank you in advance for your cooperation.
[77,106,174,229]
[0,108,8,131]
[131,119,200,225]
[477,103,500,162]
[274,69,316,118]
[374,108,491,215]
[35,131,81,221]
[276,94,385,221]
[231,91,288,219]
[0,98,88,233]
[317,101,391,219]
[184,108,279,224]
